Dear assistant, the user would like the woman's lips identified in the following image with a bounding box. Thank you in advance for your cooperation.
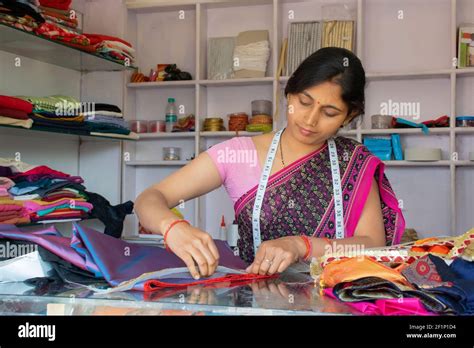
[297,124,316,136]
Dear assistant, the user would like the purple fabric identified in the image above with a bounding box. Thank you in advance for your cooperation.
[0,224,100,275]
[71,223,248,286]
[0,223,249,289]
[0,166,13,177]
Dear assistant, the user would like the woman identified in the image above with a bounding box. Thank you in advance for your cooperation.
[135,47,405,280]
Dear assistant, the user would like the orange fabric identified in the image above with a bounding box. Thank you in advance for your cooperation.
[320,256,411,289]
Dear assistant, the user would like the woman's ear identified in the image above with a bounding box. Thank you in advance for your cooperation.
[342,110,360,126]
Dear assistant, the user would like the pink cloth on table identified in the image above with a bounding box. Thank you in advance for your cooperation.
[205,136,261,204]
[24,199,93,213]
[0,204,24,212]
[323,288,436,316]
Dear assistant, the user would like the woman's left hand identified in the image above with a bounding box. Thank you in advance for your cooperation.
[245,236,307,275]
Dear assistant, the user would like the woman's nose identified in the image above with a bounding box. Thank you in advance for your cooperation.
[303,108,320,128]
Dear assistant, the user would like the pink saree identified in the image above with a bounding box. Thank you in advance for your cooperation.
[234,136,405,263]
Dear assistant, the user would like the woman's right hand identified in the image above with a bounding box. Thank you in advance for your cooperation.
[165,224,220,279]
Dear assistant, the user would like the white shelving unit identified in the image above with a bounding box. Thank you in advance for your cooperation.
[121,0,473,239]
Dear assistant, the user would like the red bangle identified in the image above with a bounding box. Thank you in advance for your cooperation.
[163,219,190,251]
[300,235,312,261]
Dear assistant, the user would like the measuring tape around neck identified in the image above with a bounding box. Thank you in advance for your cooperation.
[251,130,344,256]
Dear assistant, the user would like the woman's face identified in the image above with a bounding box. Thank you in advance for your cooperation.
[286,80,352,146]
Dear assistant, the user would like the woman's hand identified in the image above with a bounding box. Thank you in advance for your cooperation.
[166,224,220,279]
[245,236,307,275]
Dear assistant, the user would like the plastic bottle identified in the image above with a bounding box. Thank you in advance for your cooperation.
[165,98,177,132]
[219,215,227,241]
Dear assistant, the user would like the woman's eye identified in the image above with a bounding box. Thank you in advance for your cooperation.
[299,99,311,106]
[324,110,339,117]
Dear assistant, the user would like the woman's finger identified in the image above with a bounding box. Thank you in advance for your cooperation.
[277,257,293,273]
[188,246,209,277]
[204,236,220,263]
[267,253,285,275]
[178,251,201,280]
[194,239,218,275]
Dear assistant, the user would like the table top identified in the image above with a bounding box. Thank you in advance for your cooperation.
[0,270,357,316]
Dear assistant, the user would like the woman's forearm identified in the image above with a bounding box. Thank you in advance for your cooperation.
[134,188,181,235]
[308,236,384,259]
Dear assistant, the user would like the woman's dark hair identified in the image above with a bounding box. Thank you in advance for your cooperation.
[285,47,366,118]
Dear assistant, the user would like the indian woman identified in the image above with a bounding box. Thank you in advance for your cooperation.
[134,47,405,280]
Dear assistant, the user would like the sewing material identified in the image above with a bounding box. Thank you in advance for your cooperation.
[405,148,442,161]
[172,115,195,132]
[322,20,354,51]
[203,118,225,131]
[233,30,270,78]
[208,37,235,80]
[455,116,474,127]
[371,115,393,129]
[163,147,181,161]
[148,120,166,133]
[251,100,272,116]
[228,113,249,131]
[250,114,273,125]
[363,137,392,161]
[391,134,403,160]
[246,124,272,133]
[287,21,322,76]
[129,120,148,133]
[219,215,227,241]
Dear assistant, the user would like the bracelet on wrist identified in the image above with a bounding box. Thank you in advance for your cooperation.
[163,219,190,251]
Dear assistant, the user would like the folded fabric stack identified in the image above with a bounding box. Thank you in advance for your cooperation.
[1,160,89,223]
[16,95,87,134]
[7,95,137,138]
[84,34,136,65]
[0,158,134,237]
[314,228,474,315]
[0,0,45,32]
[83,103,132,137]
[0,95,34,129]
[38,0,79,32]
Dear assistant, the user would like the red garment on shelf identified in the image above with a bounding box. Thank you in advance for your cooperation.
[38,0,72,11]
[0,96,33,114]
[0,107,30,120]
[9,165,70,182]
[84,33,132,47]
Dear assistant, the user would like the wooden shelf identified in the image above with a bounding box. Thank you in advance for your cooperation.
[125,160,190,166]
[199,77,274,86]
[200,131,263,137]
[0,23,136,72]
[138,132,196,139]
[128,80,196,88]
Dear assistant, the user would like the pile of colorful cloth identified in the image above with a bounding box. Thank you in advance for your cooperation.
[0,95,137,139]
[312,229,474,315]
[0,158,133,238]
[0,0,135,66]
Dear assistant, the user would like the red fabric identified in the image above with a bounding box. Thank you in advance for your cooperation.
[0,96,33,113]
[143,273,277,291]
[0,107,30,120]
[39,0,72,11]
[9,165,70,181]
[84,33,132,48]
[42,193,78,202]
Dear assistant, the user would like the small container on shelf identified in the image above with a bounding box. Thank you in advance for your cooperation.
[469,152,474,161]
[129,120,149,133]
[163,147,181,161]
[456,116,474,127]
[148,120,166,133]
[228,112,249,131]
[251,100,272,116]
[371,115,393,129]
